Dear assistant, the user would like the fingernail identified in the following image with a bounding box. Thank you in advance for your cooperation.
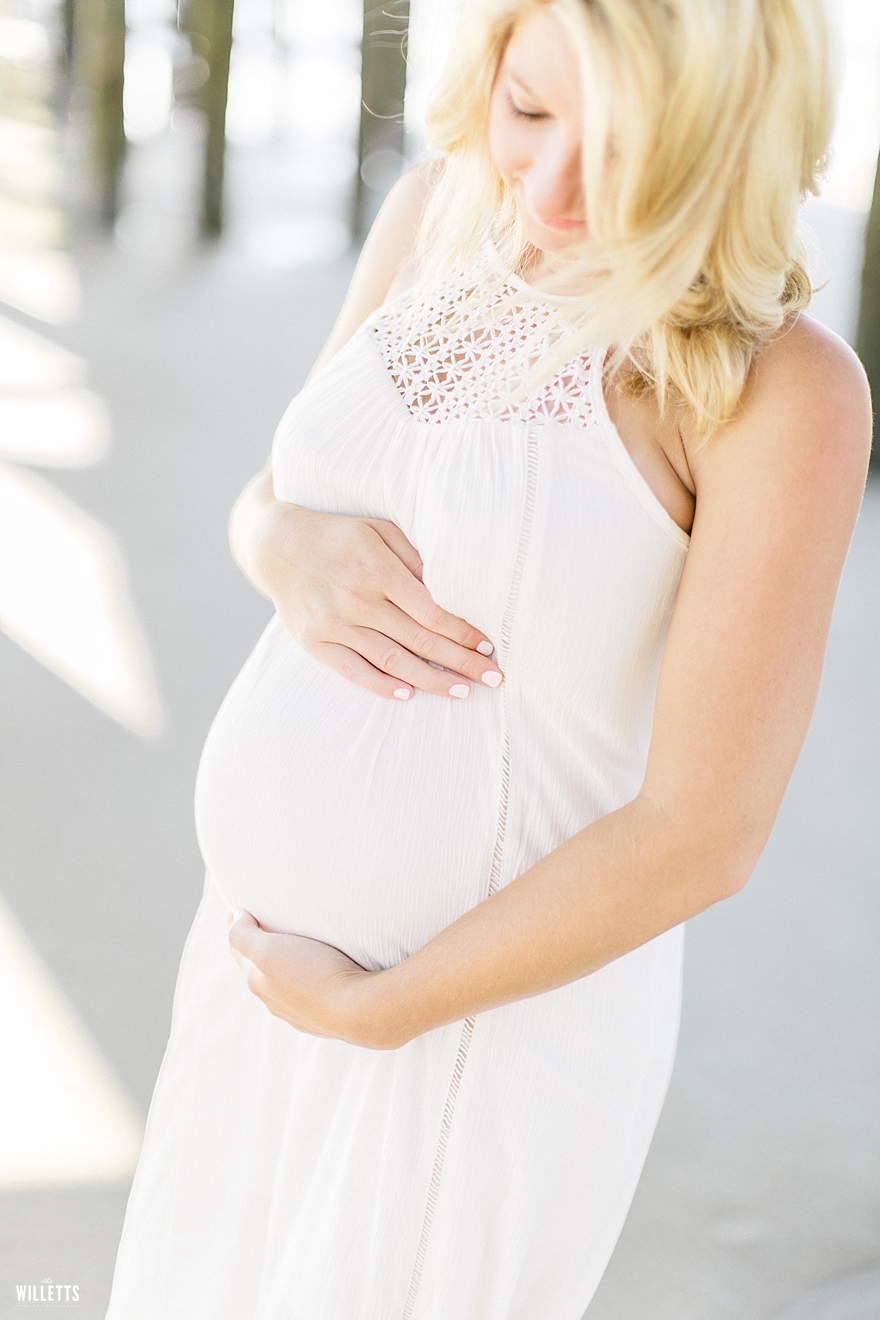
[232,909,244,923]
[481,670,502,688]
[394,687,411,700]
[449,683,470,699]
[476,640,494,656]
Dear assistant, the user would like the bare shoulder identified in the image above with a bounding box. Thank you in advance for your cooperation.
[357,157,442,299]
[306,160,443,381]
[756,314,871,440]
[686,313,872,514]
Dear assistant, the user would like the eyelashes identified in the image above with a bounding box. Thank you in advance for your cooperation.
[505,90,545,121]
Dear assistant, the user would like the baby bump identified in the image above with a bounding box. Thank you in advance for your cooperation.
[194,616,505,972]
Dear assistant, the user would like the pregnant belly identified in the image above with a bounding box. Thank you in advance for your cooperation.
[194,615,504,972]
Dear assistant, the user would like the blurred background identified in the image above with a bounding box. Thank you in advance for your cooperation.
[0,1,877,1317]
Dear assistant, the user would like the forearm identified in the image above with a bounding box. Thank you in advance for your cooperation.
[366,795,746,1047]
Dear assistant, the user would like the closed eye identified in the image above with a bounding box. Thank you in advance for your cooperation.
[505,90,546,121]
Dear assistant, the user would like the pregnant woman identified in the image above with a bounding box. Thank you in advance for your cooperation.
[106,1,870,1317]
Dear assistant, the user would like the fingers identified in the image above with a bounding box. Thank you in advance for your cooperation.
[310,637,496,701]
[348,618,502,694]
[225,912,353,1039]
[227,917,270,997]
[363,522,495,656]
[343,630,477,699]
[268,512,501,697]
[310,640,421,701]
[227,909,265,972]
[381,557,497,657]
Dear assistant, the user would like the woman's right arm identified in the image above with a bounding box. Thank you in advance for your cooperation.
[228,165,504,701]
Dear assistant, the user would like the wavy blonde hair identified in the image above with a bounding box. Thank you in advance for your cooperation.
[415,0,836,439]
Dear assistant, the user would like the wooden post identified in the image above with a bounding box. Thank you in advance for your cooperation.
[60,0,76,79]
[180,0,235,237]
[856,150,880,468]
[73,0,127,224]
[354,0,409,240]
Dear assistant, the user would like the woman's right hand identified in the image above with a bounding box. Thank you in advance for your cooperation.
[230,466,503,701]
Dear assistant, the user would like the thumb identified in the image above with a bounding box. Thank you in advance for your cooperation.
[227,908,263,953]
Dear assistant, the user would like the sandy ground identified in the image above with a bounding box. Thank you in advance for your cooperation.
[0,210,877,1318]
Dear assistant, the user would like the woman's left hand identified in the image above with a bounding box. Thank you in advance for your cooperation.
[226,909,391,1048]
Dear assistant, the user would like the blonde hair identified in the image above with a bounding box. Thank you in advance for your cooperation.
[415,0,837,439]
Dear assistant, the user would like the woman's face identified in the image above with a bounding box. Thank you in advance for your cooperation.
[488,7,588,256]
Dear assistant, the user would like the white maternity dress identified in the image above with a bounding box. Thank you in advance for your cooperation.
[105,247,690,1320]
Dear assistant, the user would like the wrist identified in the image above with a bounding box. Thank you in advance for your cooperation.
[339,964,414,1051]
[248,498,314,602]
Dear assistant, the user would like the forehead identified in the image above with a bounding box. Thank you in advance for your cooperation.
[500,8,584,108]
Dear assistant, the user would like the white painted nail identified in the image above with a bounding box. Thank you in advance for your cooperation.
[481,670,502,688]
[394,687,411,700]
[449,683,470,699]
[476,640,494,656]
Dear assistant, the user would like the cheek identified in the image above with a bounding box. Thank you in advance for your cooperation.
[487,90,526,185]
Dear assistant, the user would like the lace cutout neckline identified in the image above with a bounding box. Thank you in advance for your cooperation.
[370,246,601,427]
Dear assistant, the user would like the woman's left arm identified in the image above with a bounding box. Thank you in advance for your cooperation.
[228,318,872,1048]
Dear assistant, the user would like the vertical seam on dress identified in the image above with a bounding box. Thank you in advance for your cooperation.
[400,427,540,1320]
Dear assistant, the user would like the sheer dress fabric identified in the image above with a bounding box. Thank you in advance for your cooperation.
[105,248,690,1320]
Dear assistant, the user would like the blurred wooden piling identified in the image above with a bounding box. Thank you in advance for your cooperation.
[67,0,409,242]
[60,0,76,79]
[179,0,235,236]
[72,0,126,224]
[856,150,880,468]
[354,1,409,240]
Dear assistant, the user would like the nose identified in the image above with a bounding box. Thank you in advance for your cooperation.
[522,132,584,222]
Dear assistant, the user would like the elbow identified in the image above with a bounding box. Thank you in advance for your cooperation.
[691,821,770,906]
[712,855,753,903]
[639,785,777,911]
[644,794,767,909]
